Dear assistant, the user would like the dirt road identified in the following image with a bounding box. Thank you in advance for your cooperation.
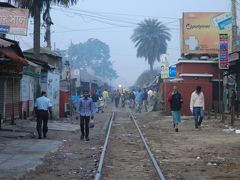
[136,111,240,180]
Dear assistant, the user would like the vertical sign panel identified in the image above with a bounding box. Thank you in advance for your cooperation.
[219,34,229,69]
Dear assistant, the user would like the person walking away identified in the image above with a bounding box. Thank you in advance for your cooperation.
[190,86,205,129]
[78,90,94,141]
[114,90,121,108]
[167,86,183,132]
[129,90,135,108]
[91,90,99,113]
[142,88,148,112]
[135,89,143,113]
[102,89,109,108]
[34,91,52,139]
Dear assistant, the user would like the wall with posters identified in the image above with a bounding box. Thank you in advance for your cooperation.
[40,71,60,118]
[181,12,232,56]
[20,75,36,117]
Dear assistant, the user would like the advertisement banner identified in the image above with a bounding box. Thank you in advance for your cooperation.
[219,34,229,69]
[181,12,232,55]
[0,8,29,36]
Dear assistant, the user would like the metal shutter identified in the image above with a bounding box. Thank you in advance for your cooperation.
[5,78,20,120]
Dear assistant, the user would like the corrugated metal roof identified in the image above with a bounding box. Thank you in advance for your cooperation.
[24,47,61,57]
[0,49,28,65]
[0,38,14,47]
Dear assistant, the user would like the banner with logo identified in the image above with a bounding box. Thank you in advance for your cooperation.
[0,8,29,36]
[181,12,232,55]
[219,34,229,69]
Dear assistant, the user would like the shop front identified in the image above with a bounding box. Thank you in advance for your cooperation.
[0,62,24,122]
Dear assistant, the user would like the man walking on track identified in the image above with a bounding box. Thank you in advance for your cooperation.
[78,90,94,141]
[34,91,52,139]
[167,86,183,132]
[190,86,205,129]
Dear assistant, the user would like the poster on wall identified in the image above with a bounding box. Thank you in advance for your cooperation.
[47,72,60,107]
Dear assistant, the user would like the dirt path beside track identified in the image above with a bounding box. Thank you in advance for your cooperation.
[136,112,240,180]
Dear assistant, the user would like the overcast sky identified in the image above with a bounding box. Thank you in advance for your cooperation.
[7,0,231,86]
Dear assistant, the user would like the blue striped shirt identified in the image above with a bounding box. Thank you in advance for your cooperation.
[78,97,94,116]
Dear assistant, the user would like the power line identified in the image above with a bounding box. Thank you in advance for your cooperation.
[51,7,180,28]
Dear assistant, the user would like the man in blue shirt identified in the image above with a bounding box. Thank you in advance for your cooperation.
[135,89,144,113]
[34,91,52,139]
[78,90,94,141]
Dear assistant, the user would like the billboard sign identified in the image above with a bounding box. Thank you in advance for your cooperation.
[181,12,232,55]
[0,8,29,36]
[219,34,229,69]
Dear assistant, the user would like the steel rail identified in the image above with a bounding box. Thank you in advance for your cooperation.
[129,111,166,180]
[95,111,115,180]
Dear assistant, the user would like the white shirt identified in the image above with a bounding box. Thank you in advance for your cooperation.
[35,96,52,111]
[190,91,205,110]
[148,90,153,97]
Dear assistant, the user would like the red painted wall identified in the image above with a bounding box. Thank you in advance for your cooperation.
[160,78,212,116]
[60,90,70,118]
[177,62,222,79]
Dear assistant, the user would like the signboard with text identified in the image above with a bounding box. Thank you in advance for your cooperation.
[0,8,29,36]
[219,34,229,69]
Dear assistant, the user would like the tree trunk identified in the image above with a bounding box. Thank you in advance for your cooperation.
[150,63,153,72]
[34,0,41,59]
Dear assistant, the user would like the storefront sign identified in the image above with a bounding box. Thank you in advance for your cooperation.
[219,34,229,69]
[0,8,29,36]
[0,62,23,76]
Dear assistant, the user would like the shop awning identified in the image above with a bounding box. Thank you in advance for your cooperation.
[0,49,28,65]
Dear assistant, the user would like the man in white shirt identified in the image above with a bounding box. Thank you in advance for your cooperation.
[190,86,204,129]
[34,91,52,139]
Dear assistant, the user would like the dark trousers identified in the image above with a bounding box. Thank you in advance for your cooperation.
[115,98,120,108]
[80,116,90,138]
[36,110,49,137]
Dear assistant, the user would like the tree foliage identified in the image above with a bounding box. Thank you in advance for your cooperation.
[131,19,171,71]
[135,69,160,87]
[67,38,118,80]
[8,0,78,16]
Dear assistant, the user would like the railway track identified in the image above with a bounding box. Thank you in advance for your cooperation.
[95,108,165,180]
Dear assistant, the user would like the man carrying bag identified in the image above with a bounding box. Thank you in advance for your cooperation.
[78,90,94,141]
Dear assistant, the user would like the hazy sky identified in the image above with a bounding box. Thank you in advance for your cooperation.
[7,0,231,86]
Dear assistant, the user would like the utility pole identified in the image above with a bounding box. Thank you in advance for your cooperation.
[232,0,238,51]
[34,0,40,59]
[231,0,238,124]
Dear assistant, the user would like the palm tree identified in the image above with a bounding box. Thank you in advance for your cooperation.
[131,19,171,72]
[8,0,78,58]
